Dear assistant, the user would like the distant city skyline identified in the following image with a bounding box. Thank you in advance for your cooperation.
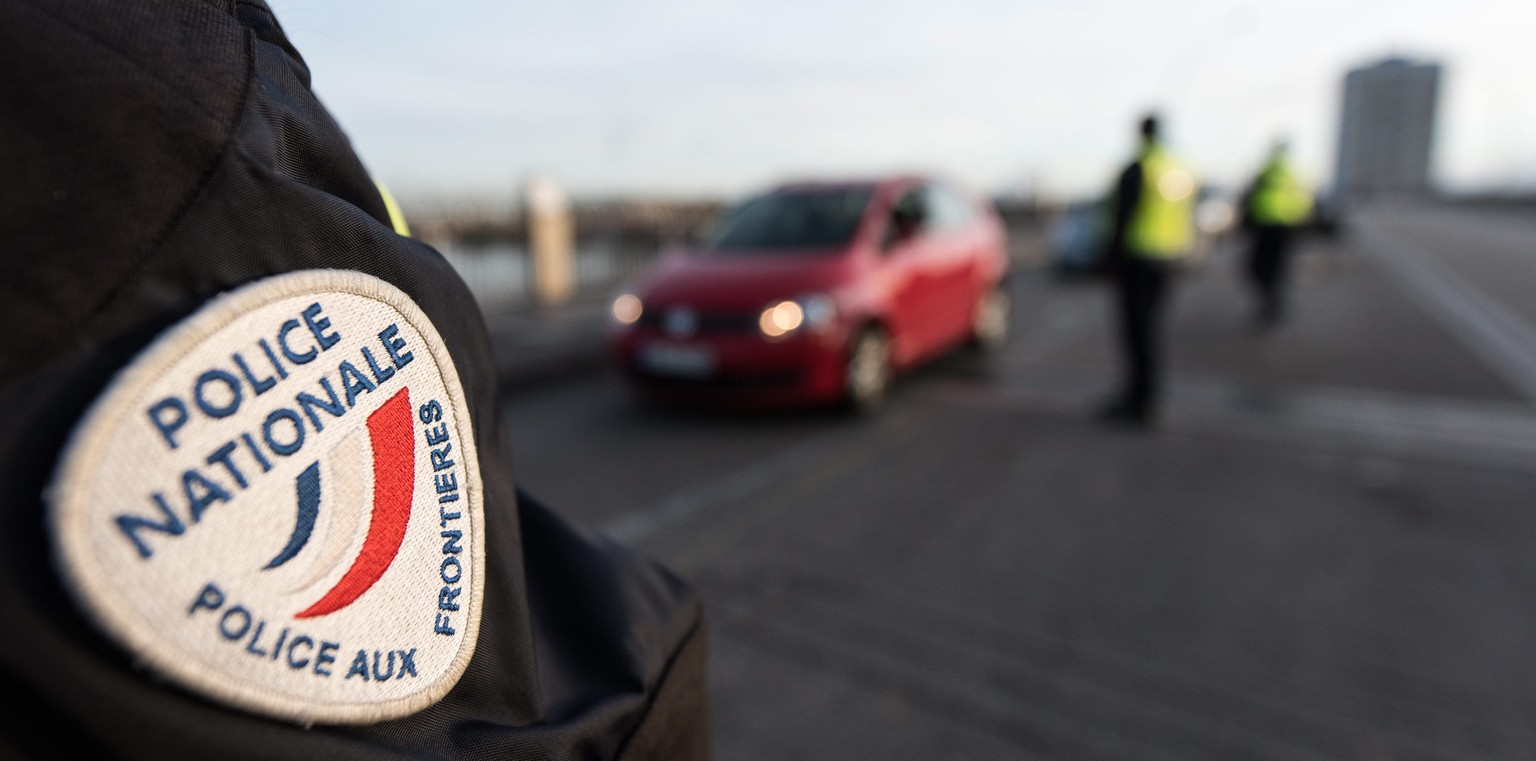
[272,0,1536,203]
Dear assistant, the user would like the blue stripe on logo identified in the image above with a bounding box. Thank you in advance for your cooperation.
[263,461,321,570]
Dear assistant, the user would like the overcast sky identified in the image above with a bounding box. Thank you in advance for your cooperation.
[270,0,1536,204]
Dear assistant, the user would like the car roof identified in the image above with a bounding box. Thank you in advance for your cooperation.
[769,176,927,195]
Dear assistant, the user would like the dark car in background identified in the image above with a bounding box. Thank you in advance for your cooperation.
[1049,189,1235,275]
[608,177,1011,411]
[1308,188,1348,237]
[1049,201,1107,275]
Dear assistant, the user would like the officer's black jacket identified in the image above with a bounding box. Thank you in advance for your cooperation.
[1105,160,1143,265]
[0,1,708,757]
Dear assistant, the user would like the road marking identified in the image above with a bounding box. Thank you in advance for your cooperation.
[1174,375,1536,467]
[919,370,1536,470]
[1357,221,1536,403]
[599,426,861,544]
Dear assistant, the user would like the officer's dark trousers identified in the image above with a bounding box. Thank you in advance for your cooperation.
[1247,224,1294,324]
[1114,257,1175,413]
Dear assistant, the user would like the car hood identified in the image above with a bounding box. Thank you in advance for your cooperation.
[635,248,854,311]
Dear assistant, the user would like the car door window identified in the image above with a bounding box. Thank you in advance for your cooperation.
[923,183,975,236]
[883,188,928,251]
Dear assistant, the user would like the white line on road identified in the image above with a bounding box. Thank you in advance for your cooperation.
[599,426,859,544]
[1358,221,1536,403]
[1173,375,1536,466]
[918,371,1536,470]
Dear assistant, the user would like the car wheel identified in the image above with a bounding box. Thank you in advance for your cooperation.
[971,284,1010,352]
[844,326,891,414]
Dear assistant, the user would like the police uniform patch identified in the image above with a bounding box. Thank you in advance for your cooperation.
[49,270,485,725]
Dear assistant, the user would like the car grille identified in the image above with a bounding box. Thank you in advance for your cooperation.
[638,311,758,334]
[632,369,805,389]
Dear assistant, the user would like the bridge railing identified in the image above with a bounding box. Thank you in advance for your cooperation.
[438,238,665,313]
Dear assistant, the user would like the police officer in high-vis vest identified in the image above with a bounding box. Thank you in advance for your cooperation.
[1242,142,1313,327]
[1098,114,1196,427]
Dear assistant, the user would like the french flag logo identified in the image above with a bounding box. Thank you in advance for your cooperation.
[264,388,415,618]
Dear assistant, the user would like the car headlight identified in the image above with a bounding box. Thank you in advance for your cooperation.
[611,293,643,326]
[759,294,837,339]
[759,300,803,338]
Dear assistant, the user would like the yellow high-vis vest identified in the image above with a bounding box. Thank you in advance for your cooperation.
[1248,157,1312,227]
[1124,143,1196,259]
[375,180,412,237]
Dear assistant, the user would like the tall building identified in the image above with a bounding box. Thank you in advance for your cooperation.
[1334,57,1442,198]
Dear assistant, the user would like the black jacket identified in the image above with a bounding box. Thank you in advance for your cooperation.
[1105,158,1143,265]
[0,1,707,757]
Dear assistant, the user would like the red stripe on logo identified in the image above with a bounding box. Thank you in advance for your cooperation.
[295,388,414,619]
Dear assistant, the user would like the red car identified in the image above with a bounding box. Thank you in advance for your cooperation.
[609,177,1011,410]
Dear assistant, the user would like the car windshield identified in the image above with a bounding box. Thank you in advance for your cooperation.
[706,188,871,252]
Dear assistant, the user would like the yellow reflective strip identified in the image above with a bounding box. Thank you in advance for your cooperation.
[374,180,411,237]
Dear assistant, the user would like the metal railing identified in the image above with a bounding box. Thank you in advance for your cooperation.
[438,238,663,313]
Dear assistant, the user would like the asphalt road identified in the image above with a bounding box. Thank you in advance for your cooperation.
[501,203,1536,760]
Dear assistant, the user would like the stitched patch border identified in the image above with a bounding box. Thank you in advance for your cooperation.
[49,269,485,725]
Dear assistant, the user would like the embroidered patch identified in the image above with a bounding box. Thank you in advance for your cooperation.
[49,270,485,725]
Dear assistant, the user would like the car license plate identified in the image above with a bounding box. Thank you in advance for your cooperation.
[639,342,715,378]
